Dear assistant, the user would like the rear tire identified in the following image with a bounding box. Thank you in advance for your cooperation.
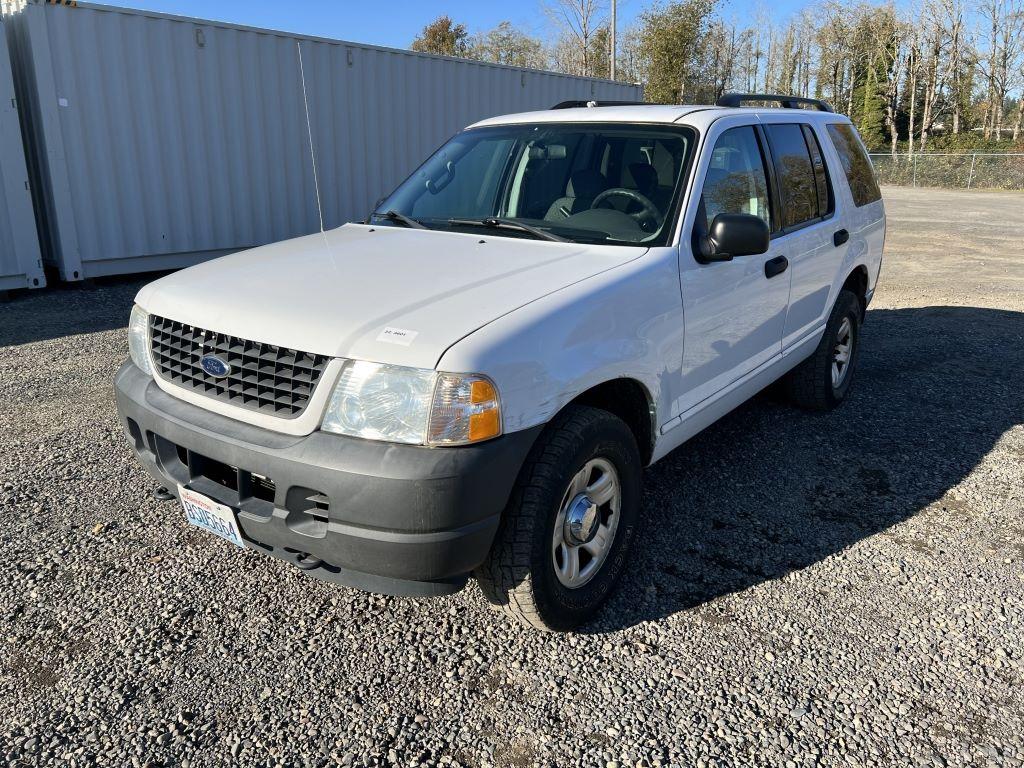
[783,289,862,411]
[475,405,642,631]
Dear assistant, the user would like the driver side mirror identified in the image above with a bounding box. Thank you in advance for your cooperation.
[697,213,770,263]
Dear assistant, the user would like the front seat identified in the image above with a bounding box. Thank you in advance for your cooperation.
[545,170,607,221]
[626,162,659,200]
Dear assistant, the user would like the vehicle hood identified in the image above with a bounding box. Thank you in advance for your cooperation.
[136,224,646,369]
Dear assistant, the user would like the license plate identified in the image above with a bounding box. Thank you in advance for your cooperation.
[179,485,245,548]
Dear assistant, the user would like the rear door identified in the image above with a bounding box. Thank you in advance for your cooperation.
[676,119,790,414]
[825,122,886,296]
[759,120,846,349]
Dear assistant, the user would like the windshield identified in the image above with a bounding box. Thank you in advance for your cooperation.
[372,122,696,246]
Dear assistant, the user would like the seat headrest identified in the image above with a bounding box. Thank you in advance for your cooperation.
[626,163,658,195]
[567,169,607,199]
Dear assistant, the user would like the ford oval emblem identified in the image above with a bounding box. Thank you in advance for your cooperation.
[200,354,231,379]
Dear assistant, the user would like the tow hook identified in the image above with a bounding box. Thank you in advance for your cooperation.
[153,486,174,501]
[294,552,323,571]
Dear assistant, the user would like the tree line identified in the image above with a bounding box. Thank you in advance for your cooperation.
[410,0,1024,154]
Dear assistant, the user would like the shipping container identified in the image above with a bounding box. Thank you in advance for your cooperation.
[4,1,642,281]
[0,17,44,291]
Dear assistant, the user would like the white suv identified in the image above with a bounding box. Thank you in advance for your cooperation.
[115,94,885,631]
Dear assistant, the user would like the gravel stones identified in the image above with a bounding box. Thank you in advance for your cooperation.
[0,187,1022,766]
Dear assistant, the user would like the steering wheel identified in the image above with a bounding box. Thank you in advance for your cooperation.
[591,188,661,228]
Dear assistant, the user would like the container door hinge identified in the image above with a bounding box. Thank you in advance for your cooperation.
[24,180,30,191]
[10,97,16,110]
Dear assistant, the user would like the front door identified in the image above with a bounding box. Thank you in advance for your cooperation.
[676,123,791,415]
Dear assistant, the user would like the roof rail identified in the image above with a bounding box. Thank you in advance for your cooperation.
[716,93,834,113]
[550,100,649,109]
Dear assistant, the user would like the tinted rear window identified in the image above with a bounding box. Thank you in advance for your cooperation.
[827,123,881,206]
[764,124,818,228]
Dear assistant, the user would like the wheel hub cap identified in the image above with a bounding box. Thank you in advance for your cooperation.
[831,317,854,389]
[551,458,621,589]
[563,494,600,546]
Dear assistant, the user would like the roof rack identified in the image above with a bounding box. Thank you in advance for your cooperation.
[550,100,649,109]
[716,93,834,113]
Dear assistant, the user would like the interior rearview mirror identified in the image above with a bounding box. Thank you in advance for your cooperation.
[528,144,567,161]
[425,160,455,194]
[698,213,770,263]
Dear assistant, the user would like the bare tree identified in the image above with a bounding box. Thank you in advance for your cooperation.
[703,20,741,99]
[916,1,957,151]
[814,3,854,109]
[975,0,1024,139]
[545,0,607,77]
[580,0,1024,150]
[881,19,911,158]
[616,25,645,83]
[470,22,548,69]
[940,0,970,134]
[908,30,919,156]
[1014,93,1024,140]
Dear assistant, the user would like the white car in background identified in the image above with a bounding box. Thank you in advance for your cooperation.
[115,93,885,631]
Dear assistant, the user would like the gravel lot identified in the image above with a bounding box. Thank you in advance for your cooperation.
[1,186,1022,768]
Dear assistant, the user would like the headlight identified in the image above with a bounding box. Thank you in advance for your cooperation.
[128,305,153,376]
[321,361,502,446]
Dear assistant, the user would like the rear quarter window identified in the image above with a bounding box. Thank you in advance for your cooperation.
[826,123,882,207]
[801,124,834,218]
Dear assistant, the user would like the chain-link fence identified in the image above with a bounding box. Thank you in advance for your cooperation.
[869,153,1024,190]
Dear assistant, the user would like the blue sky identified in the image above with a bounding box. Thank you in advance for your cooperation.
[100,0,811,50]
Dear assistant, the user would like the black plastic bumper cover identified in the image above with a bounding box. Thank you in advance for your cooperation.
[114,362,542,596]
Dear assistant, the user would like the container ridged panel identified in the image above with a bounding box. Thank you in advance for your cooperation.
[10,1,642,279]
[149,314,329,417]
[0,18,44,290]
[33,5,319,276]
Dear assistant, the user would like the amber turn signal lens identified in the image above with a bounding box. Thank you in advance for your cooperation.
[470,379,497,405]
[468,409,501,441]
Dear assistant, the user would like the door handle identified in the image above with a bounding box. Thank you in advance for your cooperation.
[833,229,850,247]
[764,255,788,279]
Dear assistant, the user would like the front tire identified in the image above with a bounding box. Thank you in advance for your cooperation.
[784,289,862,410]
[475,405,642,631]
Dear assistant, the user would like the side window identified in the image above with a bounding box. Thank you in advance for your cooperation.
[827,123,882,206]
[699,126,771,230]
[764,123,818,229]
[802,125,833,218]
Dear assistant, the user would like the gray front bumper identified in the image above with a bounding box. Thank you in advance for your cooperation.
[114,362,541,596]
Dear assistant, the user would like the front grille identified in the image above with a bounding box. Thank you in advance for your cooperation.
[149,315,329,417]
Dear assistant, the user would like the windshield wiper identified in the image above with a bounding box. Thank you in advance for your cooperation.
[446,217,567,243]
[373,209,427,230]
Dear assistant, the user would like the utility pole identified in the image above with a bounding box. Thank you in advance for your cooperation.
[610,0,617,81]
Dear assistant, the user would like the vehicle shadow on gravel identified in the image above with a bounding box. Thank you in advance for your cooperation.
[0,279,144,348]
[591,305,1024,633]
